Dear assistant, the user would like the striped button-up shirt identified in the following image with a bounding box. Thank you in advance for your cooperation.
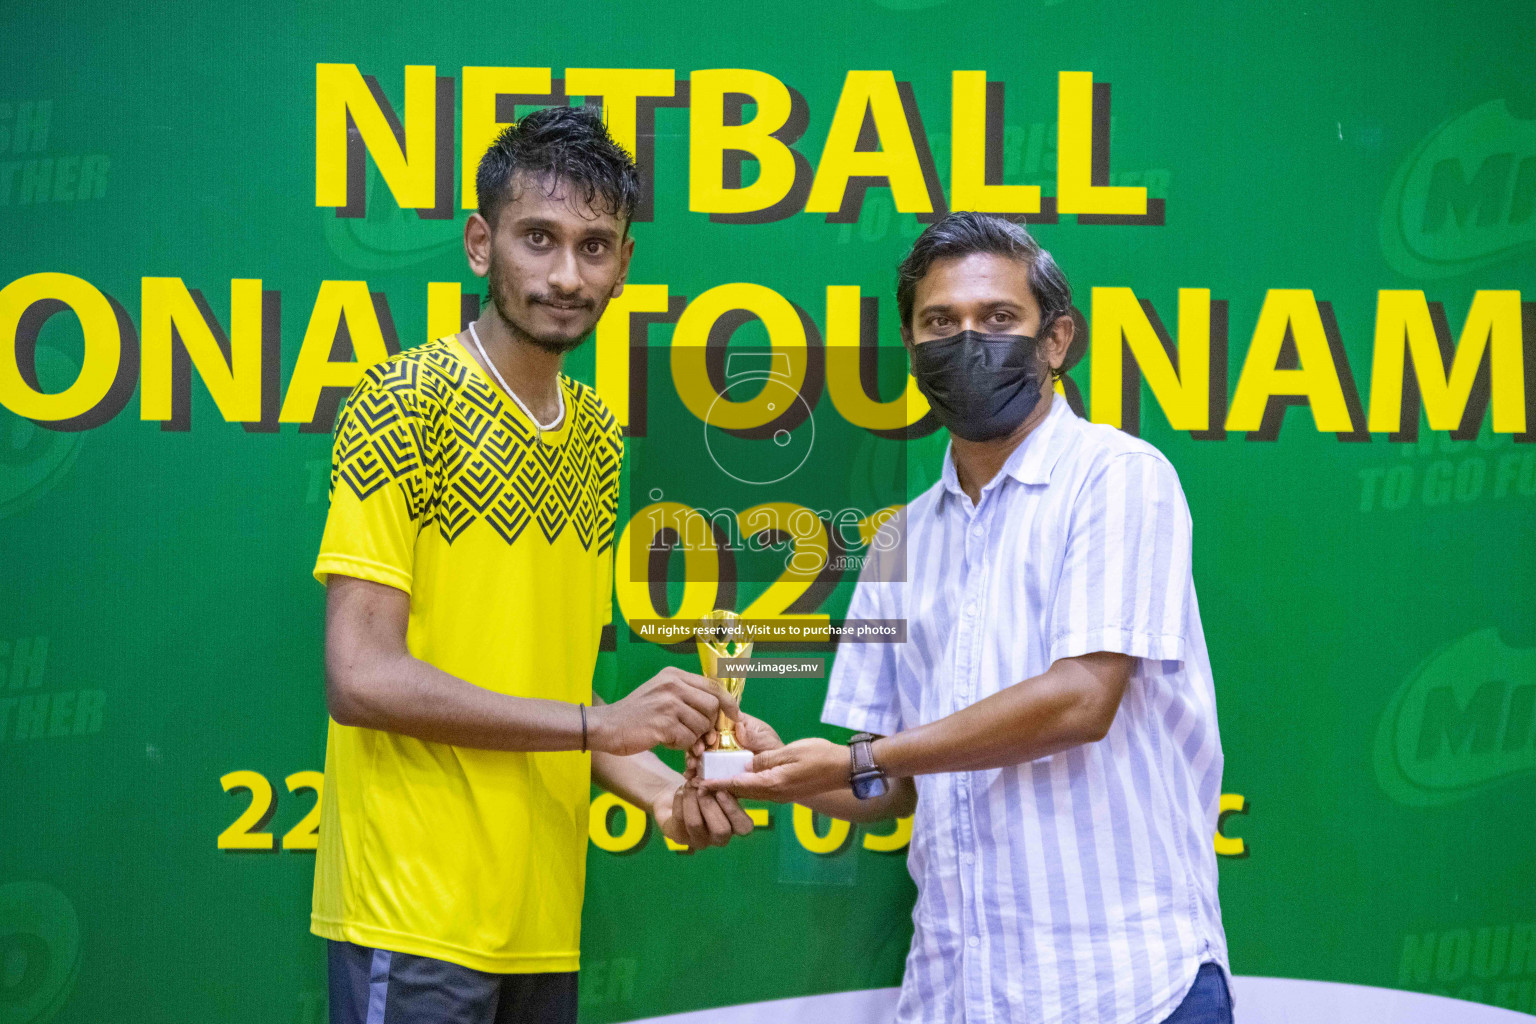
[824,395,1228,1024]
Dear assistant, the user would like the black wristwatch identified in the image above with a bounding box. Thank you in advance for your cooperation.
[848,733,889,800]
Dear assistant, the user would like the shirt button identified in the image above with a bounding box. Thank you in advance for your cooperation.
[971,524,984,538]
[965,600,978,616]
[962,851,975,864]
[968,936,980,948]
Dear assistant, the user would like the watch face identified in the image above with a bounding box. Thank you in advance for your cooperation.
[852,774,888,800]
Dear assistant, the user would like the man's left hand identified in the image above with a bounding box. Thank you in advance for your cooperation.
[653,779,754,852]
[696,737,848,803]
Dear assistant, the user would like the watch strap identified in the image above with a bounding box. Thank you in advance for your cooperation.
[849,732,879,774]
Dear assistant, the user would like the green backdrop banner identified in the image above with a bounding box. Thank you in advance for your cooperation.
[3,2,1534,1022]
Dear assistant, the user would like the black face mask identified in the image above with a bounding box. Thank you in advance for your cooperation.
[910,330,1048,442]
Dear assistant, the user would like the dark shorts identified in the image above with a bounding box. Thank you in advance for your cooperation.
[328,940,576,1024]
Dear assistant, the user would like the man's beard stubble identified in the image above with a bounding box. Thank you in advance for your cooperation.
[486,257,598,356]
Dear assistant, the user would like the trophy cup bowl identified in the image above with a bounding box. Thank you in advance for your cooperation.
[696,609,755,781]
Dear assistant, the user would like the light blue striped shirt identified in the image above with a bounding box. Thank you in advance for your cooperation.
[824,395,1228,1024]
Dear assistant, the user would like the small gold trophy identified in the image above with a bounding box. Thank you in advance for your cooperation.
[696,609,755,780]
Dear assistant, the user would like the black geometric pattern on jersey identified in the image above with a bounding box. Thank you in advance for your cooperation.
[329,337,622,552]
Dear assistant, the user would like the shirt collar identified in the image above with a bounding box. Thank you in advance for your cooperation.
[937,394,1075,509]
[1006,393,1073,485]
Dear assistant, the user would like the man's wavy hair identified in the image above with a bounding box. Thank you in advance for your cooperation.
[475,105,640,232]
[896,212,1073,366]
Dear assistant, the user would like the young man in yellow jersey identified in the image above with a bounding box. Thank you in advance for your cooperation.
[311,106,751,1024]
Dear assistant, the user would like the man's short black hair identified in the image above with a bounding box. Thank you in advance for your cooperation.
[475,105,640,230]
[896,212,1072,333]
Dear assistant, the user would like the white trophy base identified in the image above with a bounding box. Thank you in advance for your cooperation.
[701,748,755,781]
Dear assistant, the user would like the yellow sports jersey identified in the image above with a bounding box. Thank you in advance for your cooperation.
[310,335,621,973]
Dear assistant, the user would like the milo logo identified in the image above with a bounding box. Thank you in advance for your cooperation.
[1380,99,1536,278]
[1374,628,1536,806]
[324,165,462,271]
[0,881,79,1024]
[0,347,83,520]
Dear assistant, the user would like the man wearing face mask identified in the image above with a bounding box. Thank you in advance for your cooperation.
[702,213,1232,1023]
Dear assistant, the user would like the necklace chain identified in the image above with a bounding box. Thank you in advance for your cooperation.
[467,322,565,442]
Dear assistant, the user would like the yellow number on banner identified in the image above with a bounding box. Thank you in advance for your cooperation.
[737,503,831,629]
[589,792,650,853]
[282,771,325,851]
[792,803,851,855]
[862,815,912,852]
[217,770,276,851]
